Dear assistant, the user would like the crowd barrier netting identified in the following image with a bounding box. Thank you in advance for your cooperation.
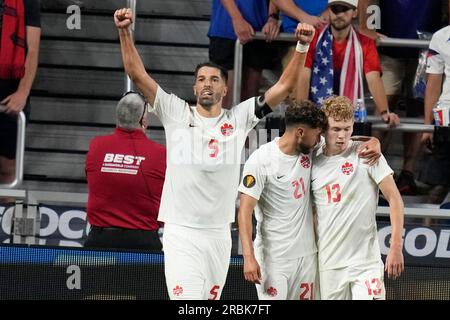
[0,244,448,300]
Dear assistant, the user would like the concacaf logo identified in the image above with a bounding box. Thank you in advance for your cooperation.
[300,155,310,168]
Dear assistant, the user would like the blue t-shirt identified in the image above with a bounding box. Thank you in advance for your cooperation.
[378,0,444,58]
[281,0,328,33]
[208,0,269,40]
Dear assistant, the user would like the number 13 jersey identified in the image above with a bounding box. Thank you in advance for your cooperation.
[311,141,393,271]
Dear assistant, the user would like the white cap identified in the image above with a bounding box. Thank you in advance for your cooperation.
[328,0,358,8]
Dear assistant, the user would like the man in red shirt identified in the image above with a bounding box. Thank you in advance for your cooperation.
[84,92,166,251]
[295,0,400,128]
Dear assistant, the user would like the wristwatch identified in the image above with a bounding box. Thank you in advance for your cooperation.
[269,13,279,20]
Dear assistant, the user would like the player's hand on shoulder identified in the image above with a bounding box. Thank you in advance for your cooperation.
[358,138,381,166]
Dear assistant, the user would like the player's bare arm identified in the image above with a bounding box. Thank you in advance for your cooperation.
[238,193,261,284]
[294,67,312,102]
[115,8,158,105]
[379,174,405,280]
[264,23,315,109]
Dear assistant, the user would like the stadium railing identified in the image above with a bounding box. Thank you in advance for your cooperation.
[0,106,26,189]
[232,32,432,134]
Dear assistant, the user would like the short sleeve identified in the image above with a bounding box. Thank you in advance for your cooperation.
[151,86,190,126]
[426,33,445,75]
[232,97,260,131]
[367,154,394,185]
[362,37,382,74]
[24,0,41,27]
[238,152,267,201]
[85,137,100,173]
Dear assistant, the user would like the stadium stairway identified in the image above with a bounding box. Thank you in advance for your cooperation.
[25,0,210,193]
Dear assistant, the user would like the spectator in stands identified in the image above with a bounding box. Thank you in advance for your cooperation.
[359,0,447,195]
[295,0,400,128]
[311,96,404,300]
[273,0,329,31]
[272,0,328,75]
[238,101,326,300]
[207,0,282,108]
[421,25,450,204]
[0,0,40,200]
[115,7,318,299]
[84,92,166,251]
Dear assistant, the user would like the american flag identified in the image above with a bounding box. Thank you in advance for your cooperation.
[309,27,334,106]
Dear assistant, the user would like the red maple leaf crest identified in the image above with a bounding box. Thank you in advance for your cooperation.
[266,287,278,297]
[220,123,234,136]
[173,285,183,296]
[341,162,354,175]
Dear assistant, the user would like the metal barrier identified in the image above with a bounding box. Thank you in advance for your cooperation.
[232,32,432,132]
[371,122,434,133]
[0,105,26,189]
[124,0,137,92]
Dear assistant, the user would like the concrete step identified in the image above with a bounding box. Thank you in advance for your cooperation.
[21,180,88,193]
[41,13,209,46]
[29,96,163,127]
[25,151,86,179]
[33,67,196,102]
[41,0,212,17]
[39,39,208,72]
[25,124,166,152]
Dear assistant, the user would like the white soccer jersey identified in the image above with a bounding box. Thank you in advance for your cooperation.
[426,26,450,104]
[311,141,393,271]
[238,138,317,261]
[151,86,259,228]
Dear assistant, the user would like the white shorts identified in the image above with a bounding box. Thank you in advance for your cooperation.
[163,223,231,300]
[319,261,385,300]
[255,253,319,300]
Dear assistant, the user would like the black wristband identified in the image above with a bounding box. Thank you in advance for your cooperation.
[255,95,273,119]
[268,13,279,20]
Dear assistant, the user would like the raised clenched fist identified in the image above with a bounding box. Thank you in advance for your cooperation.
[295,23,315,45]
[114,8,133,29]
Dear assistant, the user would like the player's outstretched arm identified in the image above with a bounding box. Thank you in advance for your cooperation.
[263,23,315,109]
[115,8,158,105]
[379,175,404,280]
[238,193,261,284]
